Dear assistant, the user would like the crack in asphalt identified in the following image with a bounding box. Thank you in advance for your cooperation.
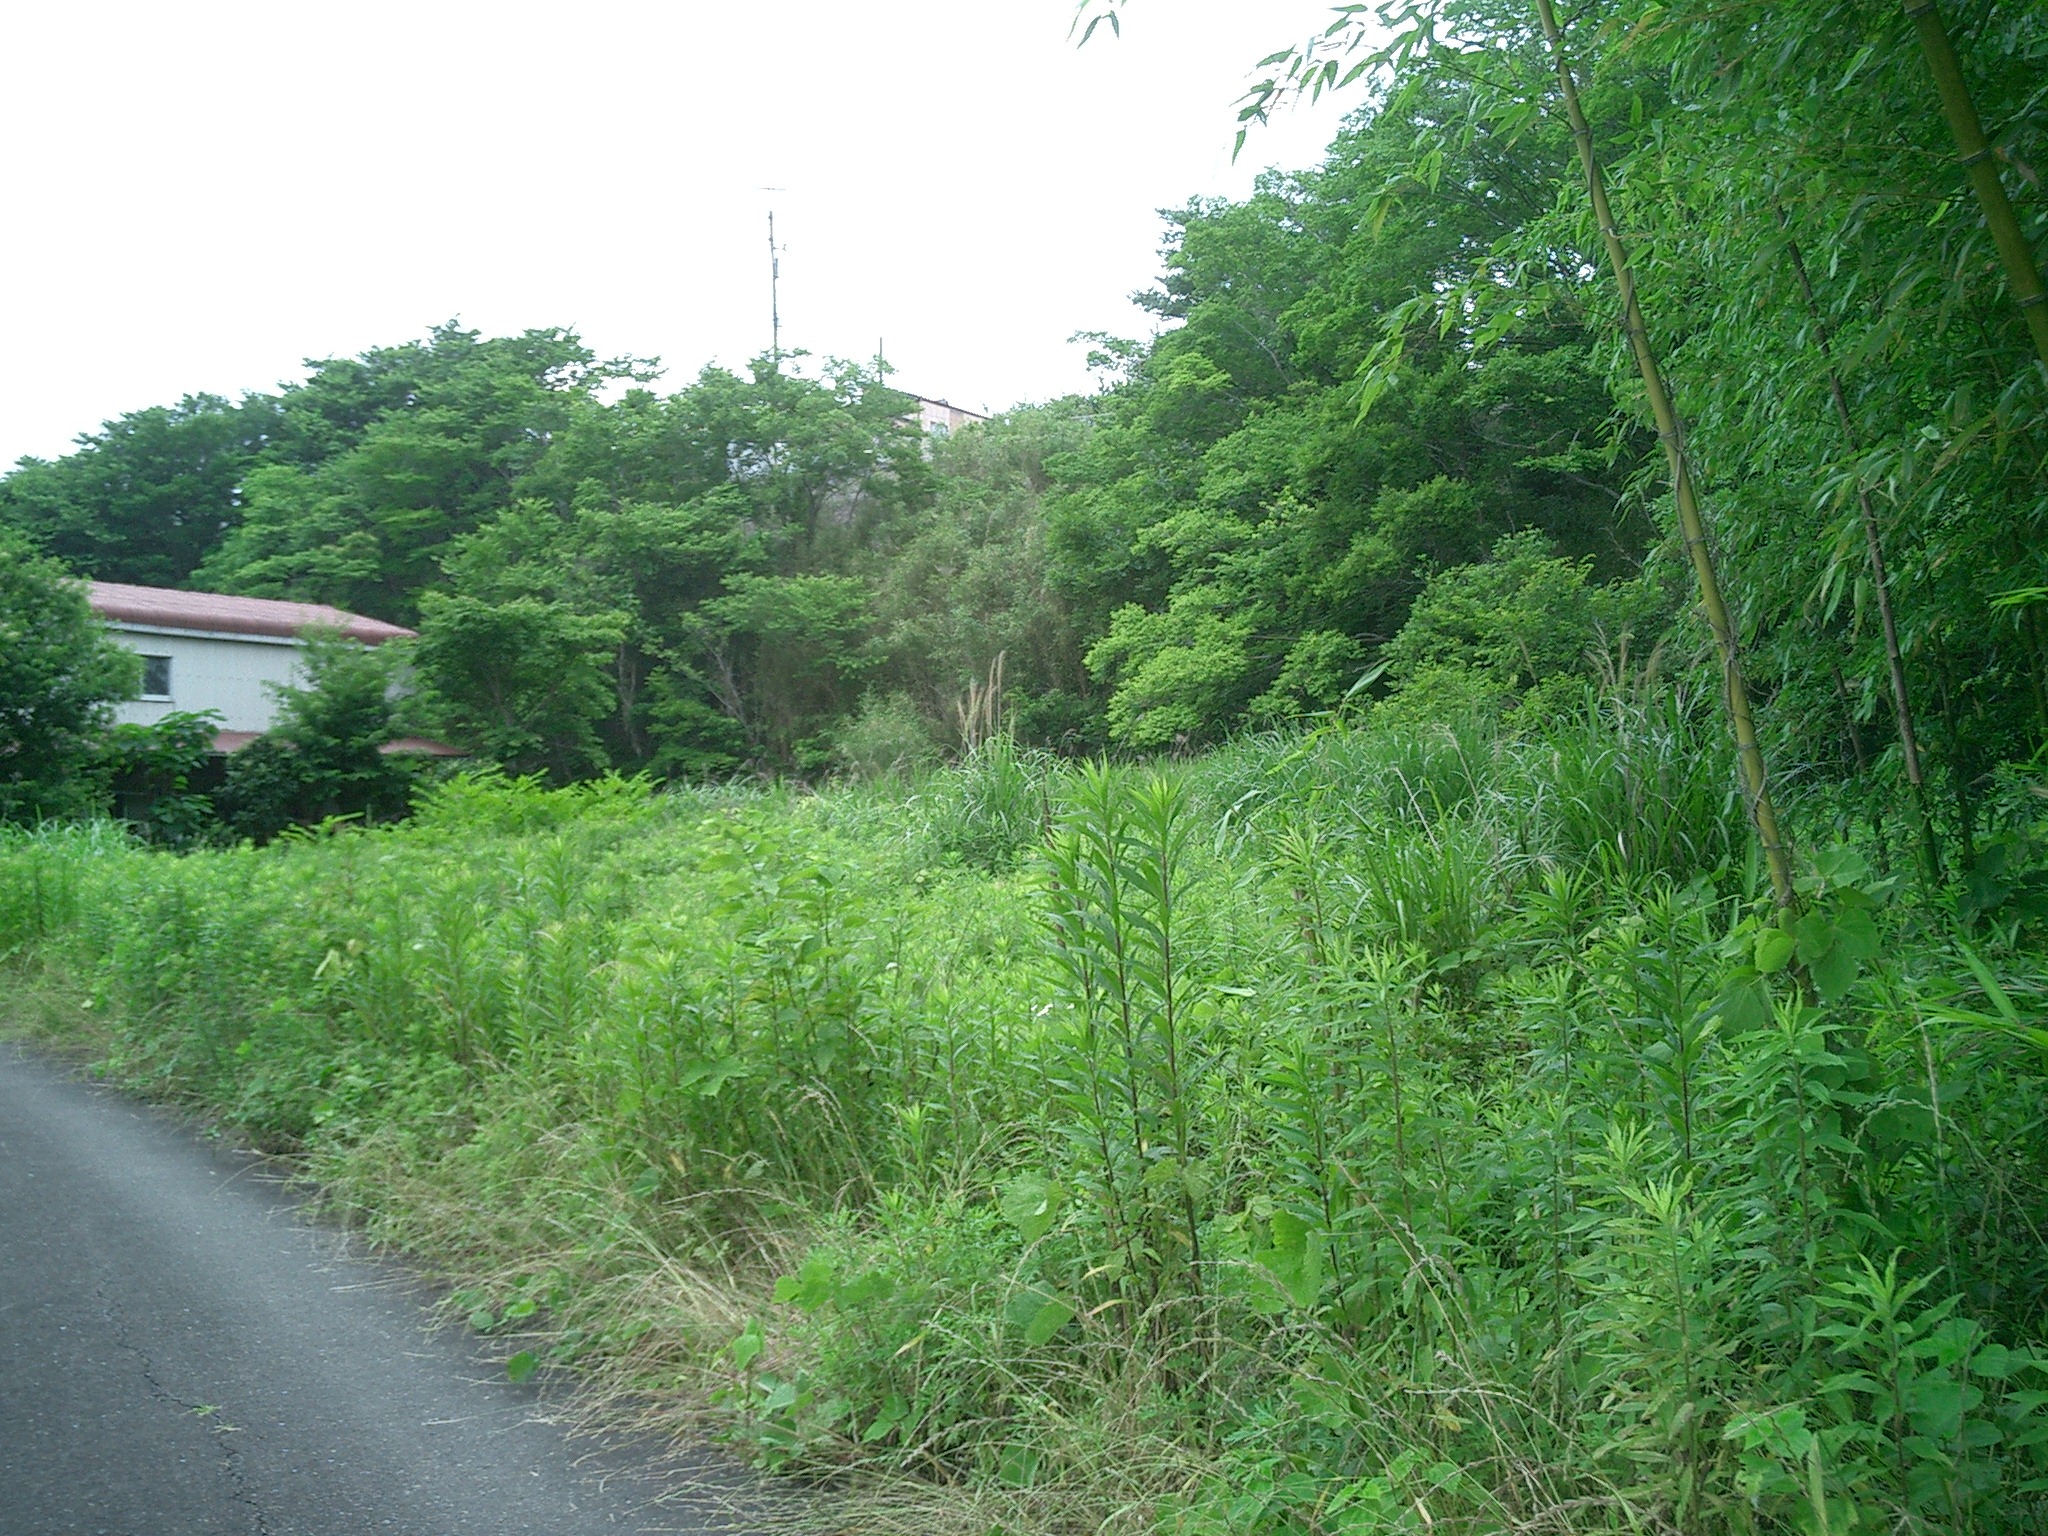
[95,1274,272,1536]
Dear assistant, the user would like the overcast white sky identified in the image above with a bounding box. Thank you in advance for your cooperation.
[0,2,1356,469]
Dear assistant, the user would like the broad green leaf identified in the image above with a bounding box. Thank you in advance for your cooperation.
[1021,1294,1076,1347]
[1755,927,1797,973]
[997,1443,1043,1488]
[773,1253,837,1313]
[1000,1174,1064,1243]
[1809,942,1861,1004]
[1831,907,1881,963]
[1864,1102,1936,1150]
[1254,1211,1325,1310]
[833,1268,894,1309]
[1793,910,1837,965]
[1905,1375,1968,1440]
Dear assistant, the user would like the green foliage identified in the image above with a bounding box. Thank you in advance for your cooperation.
[5,0,2043,836]
[1039,761,1212,1332]
[94,710,222,847]
[7,6,2048,1526]
[831,692,941,782]
[1533,686,1744,888]
[0,80,1656,777]
[0,528,140,824]
[703,572,873,772]
[411,593,626,780]
[196,324,644,622]
[1384,530,1665,703]
[1044,78,1652,748]
[0,394,265,587]
[216,631,410,840]
[10,704,2048,1534]
[866,402,1100,751]
[917,735,1051,870]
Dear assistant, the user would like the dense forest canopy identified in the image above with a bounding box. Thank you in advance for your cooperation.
[2,0,2042,846]
[2,72,1662,783]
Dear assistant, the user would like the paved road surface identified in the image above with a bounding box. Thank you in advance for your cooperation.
[0,1040,752,1535]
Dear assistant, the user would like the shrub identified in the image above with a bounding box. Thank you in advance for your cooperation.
[0,529,140,824]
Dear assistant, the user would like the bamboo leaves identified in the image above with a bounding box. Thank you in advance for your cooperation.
[1532,0,1798,913]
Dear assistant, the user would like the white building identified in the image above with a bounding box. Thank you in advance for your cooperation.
[900,394,989,439]
[88,582,454,755]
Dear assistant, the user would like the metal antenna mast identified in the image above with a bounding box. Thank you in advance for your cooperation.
[768,210,781,367]
[759,190,786,369]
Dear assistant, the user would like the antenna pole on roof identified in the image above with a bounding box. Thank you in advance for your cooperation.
[768,208,781,370]
[755,189,787,372]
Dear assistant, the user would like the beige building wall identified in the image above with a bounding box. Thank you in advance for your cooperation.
[105,625,307,734]
[902,396,990,438]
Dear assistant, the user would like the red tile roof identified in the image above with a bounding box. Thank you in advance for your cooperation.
[88,581,414,645]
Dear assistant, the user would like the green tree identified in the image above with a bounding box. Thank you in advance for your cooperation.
[1046,80,1645,748]
[0,394,267,586]
[216,631,412,839]
[700,572,873,773]
[410,593,627,781]
[199,325,647,622]
[866,401,1100,750]
[420,356,929,777]
[0,528,141,822]
[1382,529,1671,714]
[1085,0,2045,880]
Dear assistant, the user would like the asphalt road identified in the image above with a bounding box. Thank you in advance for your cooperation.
[0,1040,752,1536]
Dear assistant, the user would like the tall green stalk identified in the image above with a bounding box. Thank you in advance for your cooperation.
[1903,0,2048,374]
[1782,230,1944,884]
[1533,0,1798,913]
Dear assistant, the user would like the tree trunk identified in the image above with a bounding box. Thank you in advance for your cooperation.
[1903,0,2048,373]
[1534,0,1798,913]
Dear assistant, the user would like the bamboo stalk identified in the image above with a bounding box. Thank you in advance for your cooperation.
[1832,664,1870,774]
[1533,0,1798,913]
[1903,0,2048,373]
[1932,638,1979,865]
[1833,662,1894,874]
[1782,230,1944,883]
[2024,603,2048,743]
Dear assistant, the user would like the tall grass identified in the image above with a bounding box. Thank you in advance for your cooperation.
[5,704,2048,1535]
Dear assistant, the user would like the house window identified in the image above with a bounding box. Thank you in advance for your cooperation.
[140,654,172,699]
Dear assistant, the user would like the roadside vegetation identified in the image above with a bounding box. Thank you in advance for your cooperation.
[5,708,2047,1535]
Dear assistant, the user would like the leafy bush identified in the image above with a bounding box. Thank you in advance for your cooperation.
[217,630,413,840]
[94,710,222,846]
[0,528,141,824]
[832,691,943,782]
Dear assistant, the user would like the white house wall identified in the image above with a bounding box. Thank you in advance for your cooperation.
[106,626,305,734]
